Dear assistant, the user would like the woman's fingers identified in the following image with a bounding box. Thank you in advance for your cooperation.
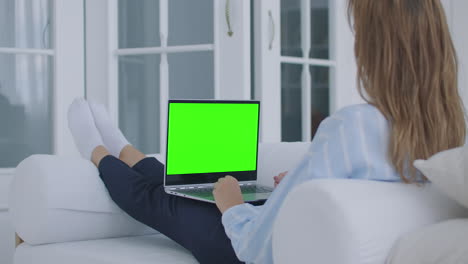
[273,171,289,188]
[213,175,244,213]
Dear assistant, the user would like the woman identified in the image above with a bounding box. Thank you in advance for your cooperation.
[67,0,466,263]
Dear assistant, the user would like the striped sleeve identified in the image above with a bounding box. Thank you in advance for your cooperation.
[220,109,362,263]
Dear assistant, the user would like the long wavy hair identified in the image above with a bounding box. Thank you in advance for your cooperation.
[348,0,466,183]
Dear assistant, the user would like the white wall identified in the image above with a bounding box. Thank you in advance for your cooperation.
[443,0,468,107]
[333,0,362,111]
[451,0,468,107]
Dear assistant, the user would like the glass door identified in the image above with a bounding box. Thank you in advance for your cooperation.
[280,0,332,141]
[85,0,251,154]
[116,0,216,154]
[254,0,359,143]
[0,0,54,168]
[0,0,85,170]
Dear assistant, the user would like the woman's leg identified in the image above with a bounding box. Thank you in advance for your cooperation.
[70,100,241,263]
[92,146,242,264]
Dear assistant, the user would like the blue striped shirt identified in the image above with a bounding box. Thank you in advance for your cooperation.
[221,104,402,263]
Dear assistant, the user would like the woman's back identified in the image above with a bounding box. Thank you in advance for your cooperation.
[219,1,467,263]
[319,104,400,181]
[221,103,403,263]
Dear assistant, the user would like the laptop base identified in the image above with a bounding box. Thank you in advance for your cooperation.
[166,184,273,204]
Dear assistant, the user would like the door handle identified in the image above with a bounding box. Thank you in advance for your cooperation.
[268,10,275,50]
[226,0,234,37]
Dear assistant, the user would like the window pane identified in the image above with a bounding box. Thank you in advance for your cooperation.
[310,0,329,59]
[0,54,53,167]
[118,0,160,48]
[119,55,160,154]
[169,51,214,99]
[281,0,302,57]
[0,0,53,49]
[168,0,213,46]
[310,66,330,138]
[281,63,302,141]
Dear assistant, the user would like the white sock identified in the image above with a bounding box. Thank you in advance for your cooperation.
[67,98,104,160]
[89,101,130,157]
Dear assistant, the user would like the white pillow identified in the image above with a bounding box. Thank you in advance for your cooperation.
[388,219,468,264]
[414,146,468,208]
[10,155,156,245]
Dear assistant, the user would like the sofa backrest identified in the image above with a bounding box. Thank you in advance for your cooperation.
[257,142,310,187]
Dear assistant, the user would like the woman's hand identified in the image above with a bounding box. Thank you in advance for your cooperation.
[213,176,244,214]
[273,171,288,188]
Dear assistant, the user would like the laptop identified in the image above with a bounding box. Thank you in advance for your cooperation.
[164,100,273,203]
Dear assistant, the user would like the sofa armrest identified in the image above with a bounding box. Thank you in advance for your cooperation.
[272,179,468,264]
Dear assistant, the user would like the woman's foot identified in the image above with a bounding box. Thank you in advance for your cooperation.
[67,98,104,160]
[88,101,130,158]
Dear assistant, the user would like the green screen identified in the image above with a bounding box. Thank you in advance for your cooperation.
[166,102,259,175]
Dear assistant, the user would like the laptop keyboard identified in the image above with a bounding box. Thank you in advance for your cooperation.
[176,184,273,197]
[240,185,273,193]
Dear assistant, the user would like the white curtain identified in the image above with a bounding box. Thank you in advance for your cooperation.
[15,0,51,104]
[0,0,52,167]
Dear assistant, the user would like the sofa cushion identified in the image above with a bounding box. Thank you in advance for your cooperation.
[14,234,197,264]
[10,155,156,245]
[387,219,468,264]
[414,146,468,208]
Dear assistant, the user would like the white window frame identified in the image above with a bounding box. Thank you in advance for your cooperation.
[0,0,85,172]
[110,0,217,153]
[254,0,363,143]
[85,0,251,156]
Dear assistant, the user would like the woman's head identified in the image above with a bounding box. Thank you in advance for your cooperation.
[348,0,466,182]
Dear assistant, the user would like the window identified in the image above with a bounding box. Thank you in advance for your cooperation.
[0,0,360,170]
[254,0,362,143]
[0,0,85,170]
[85,0,251,156]
[280,0,332,141]
[0,0,53,168]
[117,0,215,154]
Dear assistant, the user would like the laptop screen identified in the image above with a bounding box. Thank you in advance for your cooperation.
[165,100,260,186]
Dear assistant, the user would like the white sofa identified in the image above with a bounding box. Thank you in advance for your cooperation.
[9,142,468,264]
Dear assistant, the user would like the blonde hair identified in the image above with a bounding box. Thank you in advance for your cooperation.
[348,0,466,182]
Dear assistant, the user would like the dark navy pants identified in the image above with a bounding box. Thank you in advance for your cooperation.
[98,156,243,264]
